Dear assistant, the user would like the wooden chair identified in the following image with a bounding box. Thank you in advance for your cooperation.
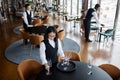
[29,34,44,55]
[32,19,42,27]
[19,28,30,45]
[58,29,65,45]
[17,59,43,80]
[64,51,81,61]
[98,64,120,80]
[42,15,50,24]
[58,51,81,62]
[54,25,60,32]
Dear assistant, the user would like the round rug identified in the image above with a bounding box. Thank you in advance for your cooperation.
[5,38,80,64]
[13,25,23,34]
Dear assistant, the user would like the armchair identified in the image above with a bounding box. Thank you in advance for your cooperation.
[29,34,44,55]
[17,59,43,80]
[98,29,115,42]
[98,64,120,80]
[19,28,30,45]
[58,29,65,44]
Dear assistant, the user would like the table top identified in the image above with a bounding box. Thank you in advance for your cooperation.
[37,61,113,80]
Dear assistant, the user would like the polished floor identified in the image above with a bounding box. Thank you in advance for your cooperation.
[0,14,120,80]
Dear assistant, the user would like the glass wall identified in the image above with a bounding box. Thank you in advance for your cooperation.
[88,0,118,28]
[100,0,118,27]
[88,0,98,8]
[60,0,82,17]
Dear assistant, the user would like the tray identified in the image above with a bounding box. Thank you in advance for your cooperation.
[57,61,76,72]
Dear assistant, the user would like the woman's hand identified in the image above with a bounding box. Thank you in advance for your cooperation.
[45,63,50,72]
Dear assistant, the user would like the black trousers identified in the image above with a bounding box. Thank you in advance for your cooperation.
[84,19,91,40]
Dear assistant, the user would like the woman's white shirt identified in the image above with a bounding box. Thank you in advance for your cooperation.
[39,39,64,65]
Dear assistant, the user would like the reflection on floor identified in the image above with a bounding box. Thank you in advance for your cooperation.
[0,14,120,80]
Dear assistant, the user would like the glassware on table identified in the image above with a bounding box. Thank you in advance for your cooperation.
[87,59,93,75]
[46,59,52,75]
[61,53,72,66]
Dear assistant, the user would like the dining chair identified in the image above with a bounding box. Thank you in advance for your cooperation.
[90,22,99,41]
[98,29,115,42]
[32,19,42,27]
[42,15,50,25]
[17,59,43,80]
[29,34,44,55]
[98,64,120,80]
[64,51,81,61]
[54,25,60,32]
[58,51,80,62]
[58,29,65,45]
[90,24,99,32]
[19,28,30,45]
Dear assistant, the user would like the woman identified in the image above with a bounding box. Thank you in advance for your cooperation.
[40,26,65,72]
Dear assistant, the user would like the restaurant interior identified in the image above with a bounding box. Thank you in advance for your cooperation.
[0,0,120,80]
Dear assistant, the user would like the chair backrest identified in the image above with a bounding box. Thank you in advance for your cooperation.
[54,25,60,32]
[29,34,44,45]
[58,29,65,41]
[64,51,81,61]
[19,28,29,39]
[32,19,42,27]
[98,64,120,80]
[42,15,50,24]
[17,59,43,80]
[104,29,114,35]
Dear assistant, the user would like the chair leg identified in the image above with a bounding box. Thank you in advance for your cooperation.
[106,37,109,42]
[103,36,110,46]
[23,39,28,45]
[62,40,64,46]
[30,45,33,55]
[98,34,102,42]
[94,31,98,41]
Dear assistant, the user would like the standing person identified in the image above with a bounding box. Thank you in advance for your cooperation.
[0,11,3,24]
[84,4,101,42]
[39,26,65,72]
[0,11,7,24]
[23,3,35,33]
[23,3,47,34]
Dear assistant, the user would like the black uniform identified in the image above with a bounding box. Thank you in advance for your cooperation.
[84,8,95,41]
[23,11,47,35]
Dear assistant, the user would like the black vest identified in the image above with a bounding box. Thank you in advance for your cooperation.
[43,40,58,64]
[26,10,32,25]
[85,8,95,21]
[23,11,32,32]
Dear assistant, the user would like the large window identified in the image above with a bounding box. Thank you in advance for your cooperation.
[60,0,82,17]
[100,0,118,27]
[53,0,120,28]
[88,0,118,27]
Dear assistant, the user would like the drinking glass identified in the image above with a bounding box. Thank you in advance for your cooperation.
[46,59,52,75]
[87,59,92,75]
[61,53,72,66]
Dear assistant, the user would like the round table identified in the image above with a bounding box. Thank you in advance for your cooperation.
[37,61,113,80]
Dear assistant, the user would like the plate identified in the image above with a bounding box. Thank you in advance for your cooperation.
[57,61,76,72]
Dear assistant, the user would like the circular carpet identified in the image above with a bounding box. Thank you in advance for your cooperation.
[13,25,23,34]
[5,38,80,64]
